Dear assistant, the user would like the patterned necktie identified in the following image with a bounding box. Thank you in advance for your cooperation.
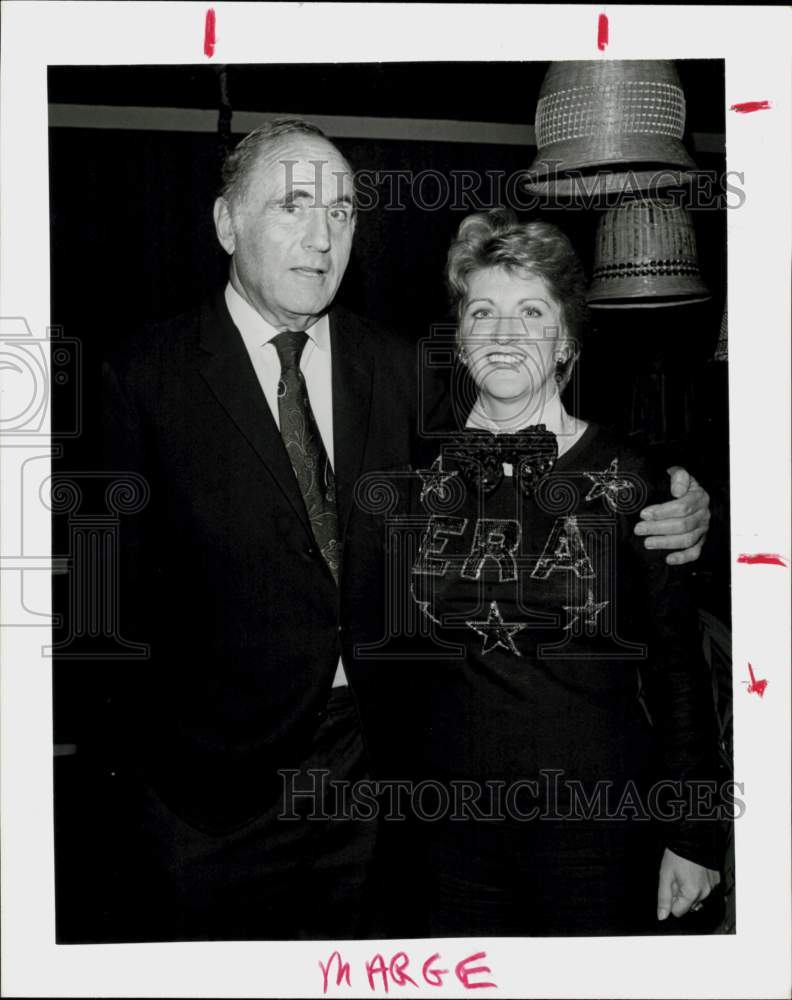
[272,330,339,584]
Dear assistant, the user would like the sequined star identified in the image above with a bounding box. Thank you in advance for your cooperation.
[417,456,458,504]
[583,458,633,511]
[562,589,609,630]
[466,600,526,656]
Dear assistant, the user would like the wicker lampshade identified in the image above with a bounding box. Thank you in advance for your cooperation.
[522,60,697,197]
[713,306,728,360]
[587,199,710,308]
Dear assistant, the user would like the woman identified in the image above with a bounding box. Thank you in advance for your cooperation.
[398,210,721,936]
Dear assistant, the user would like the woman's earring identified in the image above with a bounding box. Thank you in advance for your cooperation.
[458,347,469,366]
[554,353,567,384]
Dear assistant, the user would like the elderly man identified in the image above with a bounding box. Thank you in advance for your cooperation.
[102,118,710,940]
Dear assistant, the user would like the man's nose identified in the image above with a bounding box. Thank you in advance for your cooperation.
[303,208,331,252]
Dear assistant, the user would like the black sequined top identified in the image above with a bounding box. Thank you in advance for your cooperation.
[400,422,720,867]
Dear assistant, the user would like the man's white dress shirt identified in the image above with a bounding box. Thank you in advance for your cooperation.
[225,282,348,687]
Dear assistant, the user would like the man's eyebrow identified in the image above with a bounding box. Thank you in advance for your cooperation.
[276,189,356,208]
[279,188,314,204]
[328,193,356,209]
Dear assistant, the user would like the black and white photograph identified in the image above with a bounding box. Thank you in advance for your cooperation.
[1,4,790,998]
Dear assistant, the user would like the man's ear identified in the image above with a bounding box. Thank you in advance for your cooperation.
[213,197,236,255]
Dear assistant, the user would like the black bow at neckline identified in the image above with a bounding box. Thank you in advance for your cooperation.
[443,425,559,497]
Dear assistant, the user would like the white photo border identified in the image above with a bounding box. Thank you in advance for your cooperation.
[1,3,790,997]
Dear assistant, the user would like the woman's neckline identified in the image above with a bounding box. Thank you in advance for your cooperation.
[554,420,599,469]
[463,390,597,467]
[456,419,599,472]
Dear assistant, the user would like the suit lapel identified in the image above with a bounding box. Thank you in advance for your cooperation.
[196,292,311,534]
[330,308,374,536]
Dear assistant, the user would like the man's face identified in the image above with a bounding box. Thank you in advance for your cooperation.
[214,135,356,330]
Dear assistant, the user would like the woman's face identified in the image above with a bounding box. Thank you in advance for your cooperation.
[459,266,568,417]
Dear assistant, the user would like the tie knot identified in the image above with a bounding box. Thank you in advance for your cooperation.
[272,330,309,371]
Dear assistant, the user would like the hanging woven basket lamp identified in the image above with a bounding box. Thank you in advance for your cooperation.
[522,60,698,198]
[587,197,711,308]
[713,306,728,361]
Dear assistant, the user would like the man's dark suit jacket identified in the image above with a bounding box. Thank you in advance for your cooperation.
[102,291,446,833]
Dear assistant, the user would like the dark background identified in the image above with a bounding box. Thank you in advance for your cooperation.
[48,61,732,940]
[48,61,729,465]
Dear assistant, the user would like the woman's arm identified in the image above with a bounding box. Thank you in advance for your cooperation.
[656,847,721,920]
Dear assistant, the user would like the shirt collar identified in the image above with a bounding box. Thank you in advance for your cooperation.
[224,281,330,353]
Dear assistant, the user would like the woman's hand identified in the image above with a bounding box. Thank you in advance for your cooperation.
[656,847,721,920]
[635,467,711,566]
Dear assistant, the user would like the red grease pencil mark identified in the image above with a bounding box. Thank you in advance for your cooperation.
[455,953,497,990]
[204,8,216,58]
[745,663,768,698]
[737,552,787,567]
[597,13,609,51]
[730,100,771,114]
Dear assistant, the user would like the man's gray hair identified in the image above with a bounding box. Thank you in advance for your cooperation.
[219,117,330,205]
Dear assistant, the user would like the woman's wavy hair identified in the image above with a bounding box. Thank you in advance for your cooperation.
[446,209,590,350]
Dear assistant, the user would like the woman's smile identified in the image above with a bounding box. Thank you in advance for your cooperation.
[483,350,526,369]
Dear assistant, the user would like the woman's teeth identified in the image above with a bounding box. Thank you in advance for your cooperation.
[487,353,522,365]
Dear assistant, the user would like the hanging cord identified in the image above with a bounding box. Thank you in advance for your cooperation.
[215,64,233,162]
